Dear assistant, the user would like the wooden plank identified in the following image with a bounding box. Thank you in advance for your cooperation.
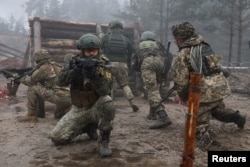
[41,29,89,40]
[0,43,24,54]
[22,40,31,67]
[42,39,76,48]
[0,48,23,59]
[33,18,41,51]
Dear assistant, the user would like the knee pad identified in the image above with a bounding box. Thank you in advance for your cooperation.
[98,101,115,131]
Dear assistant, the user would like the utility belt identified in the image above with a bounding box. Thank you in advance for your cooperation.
[71,90,98,109]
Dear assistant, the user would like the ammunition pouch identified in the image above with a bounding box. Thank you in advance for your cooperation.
[71,90,98,109]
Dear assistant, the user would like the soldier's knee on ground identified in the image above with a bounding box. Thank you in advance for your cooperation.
[50,132,70,145]
[196,125,214,150]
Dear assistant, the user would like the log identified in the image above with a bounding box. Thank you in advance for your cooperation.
[44,47,78,55]
[50,53,78,62]
[41,29,90,40]
[29,17,100,31]
[42,39,76,48]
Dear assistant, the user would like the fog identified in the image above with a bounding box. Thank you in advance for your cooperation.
[0,0,250,64]
[0,0,27,19]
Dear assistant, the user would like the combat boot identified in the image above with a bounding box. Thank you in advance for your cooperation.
[232,111,246,129]
[99,130,112,157]
[147,107,157,120]
[149,110,172,129]
[17,109,38,123]
[81,123,98,140]
[86,123,98,140]
[128,99,139,112]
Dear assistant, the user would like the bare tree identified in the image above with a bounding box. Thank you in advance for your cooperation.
[235,0,250,66]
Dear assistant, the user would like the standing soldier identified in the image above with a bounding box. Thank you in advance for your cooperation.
[171,21,246,148]
[15,49,71,122]
[51,34,115,157]
[132,31,172,129]
[101,19,139,112]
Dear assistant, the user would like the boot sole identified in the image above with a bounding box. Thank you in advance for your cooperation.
[149,121,172,129]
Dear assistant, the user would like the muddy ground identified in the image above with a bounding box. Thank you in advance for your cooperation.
[0,75,249,167]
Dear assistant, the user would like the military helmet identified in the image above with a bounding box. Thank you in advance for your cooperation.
[76,34,101,50]
[109,20,123,29]
[138,41,159,50]
[33,49,51,62]
[172,22,195,39]
[140,31,156,41]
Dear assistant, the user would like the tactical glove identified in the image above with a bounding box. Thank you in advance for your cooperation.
[70,67,82,77]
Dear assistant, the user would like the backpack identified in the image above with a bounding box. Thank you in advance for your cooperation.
[106,30,127,55]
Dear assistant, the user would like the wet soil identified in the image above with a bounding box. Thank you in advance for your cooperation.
[0,76,249,167]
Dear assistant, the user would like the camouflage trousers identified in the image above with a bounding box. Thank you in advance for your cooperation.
[50,95,115,144]
[196,99,236,147]
[141,56,166,111]
[27,84,71,117]
[111,62,134,100]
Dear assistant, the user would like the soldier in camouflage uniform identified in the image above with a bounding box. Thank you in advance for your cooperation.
[16,49,71,122]
[171,21,246,148]
[50,34,115,157]
[101,20,139,112]
[132,31,172,129]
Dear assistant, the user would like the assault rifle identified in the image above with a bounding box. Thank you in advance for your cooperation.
[70,58,112,79]
[161,41,173,81]
[0,67,33,79]
[159,85,177,105]
[0,67,33,96]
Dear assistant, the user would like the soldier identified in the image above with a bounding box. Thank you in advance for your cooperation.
[50,34,115,157]
[101,19,139,112]
[16,49,71,122]
[171,21,246,148]
[132,31,172,129]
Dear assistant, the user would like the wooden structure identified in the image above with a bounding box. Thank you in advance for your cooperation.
[0,42,25,68]
[28,17,139,65]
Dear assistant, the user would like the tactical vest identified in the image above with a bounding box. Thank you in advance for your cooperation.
[105,31,127,62]
[70,77,98,109]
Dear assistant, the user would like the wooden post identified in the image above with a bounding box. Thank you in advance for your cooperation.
[180,72,202,167]
[32,17,41,66]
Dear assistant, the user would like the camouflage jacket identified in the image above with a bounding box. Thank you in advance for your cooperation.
[171,35,231,103]
[20,60,62,88]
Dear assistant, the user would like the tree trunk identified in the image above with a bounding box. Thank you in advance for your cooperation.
[237,0,243,67]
